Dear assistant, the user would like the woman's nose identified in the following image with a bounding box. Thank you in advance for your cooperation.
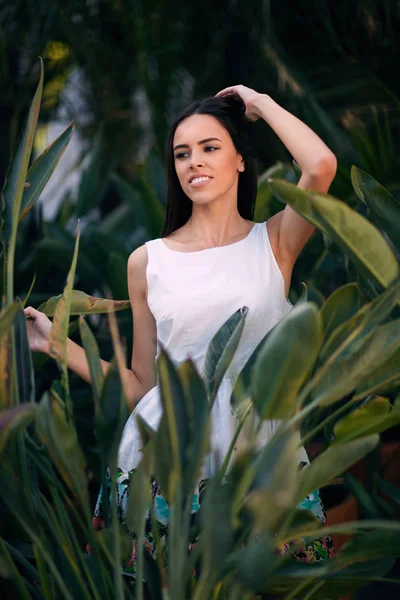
[189,155,205,169]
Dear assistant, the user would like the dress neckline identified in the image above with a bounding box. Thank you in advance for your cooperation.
[160,222,258,255]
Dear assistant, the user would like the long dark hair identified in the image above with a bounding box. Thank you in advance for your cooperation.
[160,96,257,237]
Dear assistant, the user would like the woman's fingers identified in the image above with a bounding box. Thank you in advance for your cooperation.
[24,306,39,319]
[215,86,241,98]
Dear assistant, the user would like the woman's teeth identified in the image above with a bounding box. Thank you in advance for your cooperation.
[191,176,211,185]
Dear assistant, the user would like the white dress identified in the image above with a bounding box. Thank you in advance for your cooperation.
[91,220,334,575]
[117,220,308,476]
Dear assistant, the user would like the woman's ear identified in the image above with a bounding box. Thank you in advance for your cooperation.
[238,158,245,172]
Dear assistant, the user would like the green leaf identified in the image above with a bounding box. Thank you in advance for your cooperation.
[313,319,400,407]
[320,283,361,340]
[39,289,130,317]
[351,166,400,249]
[35,392,88,507]
[268,179,399,289]
[231,326,276,420]
[321,277,400,362]
[78,316,104,408]
[0,537,32,600]
[125,447,152,534]
[354,345,400,399]
[107,253,129,300]
[75,129,109,218]
[156,347,189,495]
[295,282,308,304]
[201,480,235,574]
[177,359,210,496]
[0,303,19,340]
[14,305,35,404]
[260,556,394,599]
[2,58,43,303]
[48,222,80,412]
[344,473,381,519]
[252,303,322,419]
[202,306,248,403]
[334,396,400,442]
[95,360,128,466]
[255,162,297,222]
[0,303,19,410]
[19,123,74,221]
[0,404,36,452]
[296,435,379,502]
[340,528,400,563]
[246,428,300,532]
[136,164,165,238]
[378,479,400,506]
[109,172,147,230]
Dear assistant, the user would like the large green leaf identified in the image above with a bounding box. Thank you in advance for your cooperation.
[321,277,400,361]
[334,396,400,442]
[254,162,297,222]
[135,164,165,239]
[39,289,130,317]
[268,179,399,289]
[199,480,235,588]
[177,358,210,497]
[231,325,276,420]
[202,306,248,404]
[0,404,36,452]
[354,346,400,399]
[19,123,74,222]
[320,283,361,340]
[14,306,35,404]
[313,319,400,407]
[79,316,104,408]
[261,556,395,599]
[246,428,300,533]
[295,435,379,502]
[0,304,19,410]
[2,58,43,303]
[252,303,322,419]
[75,130,110,218]
[156,348,190,496]
[351,166,400,250]
[0,303,19,340]
[340,529,400,564]
[35,392,88,507]
[95,359,128,467]
[48,223,80,413]
[0,537,32,600]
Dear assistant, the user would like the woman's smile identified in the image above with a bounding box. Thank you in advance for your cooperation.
[188,176,213,188]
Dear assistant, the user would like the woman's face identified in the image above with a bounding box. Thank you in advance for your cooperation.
[173,114,244,205]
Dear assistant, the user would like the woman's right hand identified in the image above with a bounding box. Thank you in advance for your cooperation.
[24,306,52,354]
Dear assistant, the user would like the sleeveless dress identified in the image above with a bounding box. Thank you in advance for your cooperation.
[90,221,334,575]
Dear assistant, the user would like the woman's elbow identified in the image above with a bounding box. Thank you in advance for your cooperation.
[313,152,337,179]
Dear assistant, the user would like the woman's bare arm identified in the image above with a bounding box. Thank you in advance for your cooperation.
[25,245,157,410]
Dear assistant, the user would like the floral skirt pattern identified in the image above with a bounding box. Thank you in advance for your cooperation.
[87,468,335,578]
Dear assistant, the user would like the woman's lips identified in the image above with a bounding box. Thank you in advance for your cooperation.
[188,176,212,188]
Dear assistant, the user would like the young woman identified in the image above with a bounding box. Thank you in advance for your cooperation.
[25,85,337,575]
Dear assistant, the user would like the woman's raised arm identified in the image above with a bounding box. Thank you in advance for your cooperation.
[216,84,337,269]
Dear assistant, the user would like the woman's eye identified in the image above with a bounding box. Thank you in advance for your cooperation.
[175,146,219,160]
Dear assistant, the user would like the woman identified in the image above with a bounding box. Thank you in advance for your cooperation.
[25,85,337,575]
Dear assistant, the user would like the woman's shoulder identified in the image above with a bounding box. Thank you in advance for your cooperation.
[128,244,149,279]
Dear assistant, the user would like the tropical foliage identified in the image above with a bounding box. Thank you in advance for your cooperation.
[1,54,400,599]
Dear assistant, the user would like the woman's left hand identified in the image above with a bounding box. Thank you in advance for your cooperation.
[215,84,264,122]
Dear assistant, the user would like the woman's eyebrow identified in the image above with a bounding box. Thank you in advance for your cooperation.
[173,137,222,151]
